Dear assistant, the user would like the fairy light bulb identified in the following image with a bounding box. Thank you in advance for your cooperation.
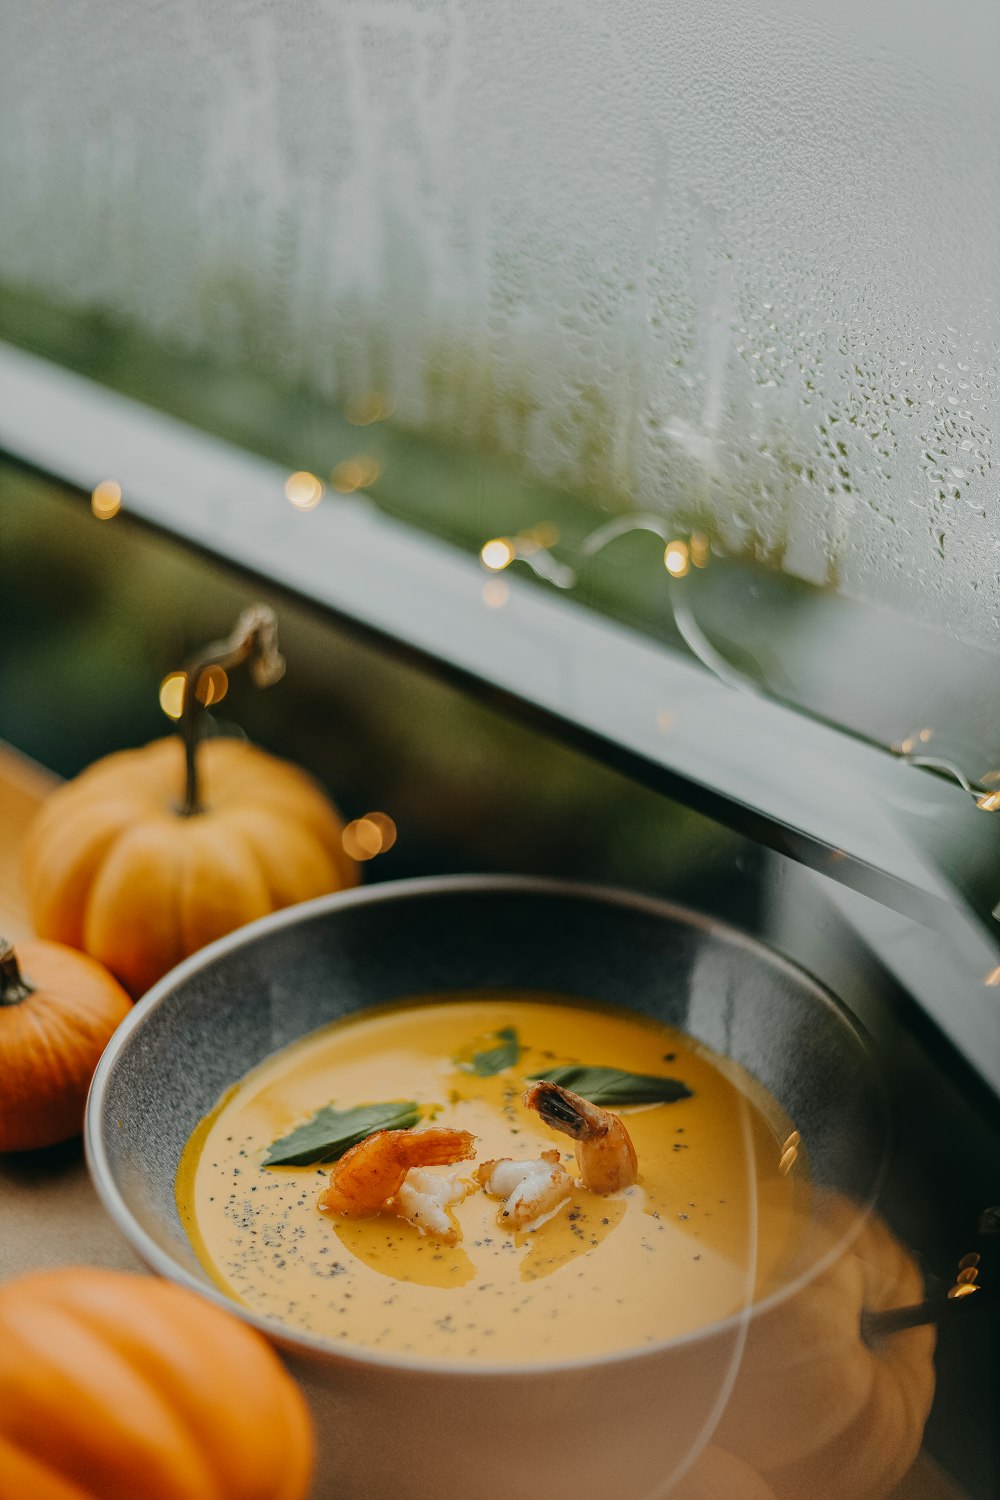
[342,812,397,861]
[285,471,324,510]
[481,538,515,572]
[664,540,690,577]
[91,480,122,520]
[159,667,230,720]
[159,673,187,720]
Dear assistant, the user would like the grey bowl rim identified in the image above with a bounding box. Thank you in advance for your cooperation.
[85,872,891,1378]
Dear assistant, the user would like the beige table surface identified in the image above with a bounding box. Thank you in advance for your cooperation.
[0,742,968,1498]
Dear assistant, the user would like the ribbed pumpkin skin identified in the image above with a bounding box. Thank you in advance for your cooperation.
[671,1445,778,1499]
[22,738,359,997]
[714,1195,936,1500]
[0,940,132,1152]
[0,1269,314,1500]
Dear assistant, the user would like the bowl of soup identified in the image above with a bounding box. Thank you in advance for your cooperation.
[86,876,893,1500]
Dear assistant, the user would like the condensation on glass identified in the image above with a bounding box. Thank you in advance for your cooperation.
[0,0,996,649]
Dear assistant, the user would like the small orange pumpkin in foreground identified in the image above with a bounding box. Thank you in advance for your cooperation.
[22,606,358,997]
[0,937,131,1152]
[0,1267,314,1500]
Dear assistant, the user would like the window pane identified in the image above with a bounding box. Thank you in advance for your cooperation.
[1,0,997,770]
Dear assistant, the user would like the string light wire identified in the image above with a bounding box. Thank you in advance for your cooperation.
[479,513,999,811]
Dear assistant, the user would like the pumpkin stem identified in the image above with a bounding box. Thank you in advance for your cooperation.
[175,604,286,817]
[865,1222,998,1341]
[863,1283,991,1343]
[0,939,35,1005]
[862,1294,980,1342]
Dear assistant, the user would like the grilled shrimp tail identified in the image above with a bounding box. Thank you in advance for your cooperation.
[522,1080,638,1194]
[522,1080,600,1138]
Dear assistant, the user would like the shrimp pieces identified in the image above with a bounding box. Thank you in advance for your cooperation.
[476,1148,572,1232]
[318,1127,476,1221]
[394,1168,475,1245]
[522,1081,638,1193]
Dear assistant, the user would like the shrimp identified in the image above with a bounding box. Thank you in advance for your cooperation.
[318,1127,476,1221]
[522,1081,638,1193]
[476,1148,573,1232]
[394,1167,476,1245]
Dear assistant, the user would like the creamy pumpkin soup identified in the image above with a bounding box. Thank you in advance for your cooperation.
[177,995,809,1364]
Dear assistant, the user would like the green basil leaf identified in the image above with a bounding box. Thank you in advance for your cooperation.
[454,1025,521,1077]
[526,1064,692,1107]
[263,1101,421,1167]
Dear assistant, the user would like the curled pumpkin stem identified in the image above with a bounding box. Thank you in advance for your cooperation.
[862,1232,993,1343]
[176,605,286,817]
[861,1291,983,1342]
[0,940,34,1005]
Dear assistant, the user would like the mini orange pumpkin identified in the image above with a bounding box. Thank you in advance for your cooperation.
[0,937,131,1151]
[22,736,358,998]
[0,1267,314,1500]
[22,606,359,997]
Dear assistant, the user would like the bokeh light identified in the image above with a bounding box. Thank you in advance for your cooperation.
[91,480,122,520]
[345,391,394,426]
[285,471,325,510]
[664,540,690,578]
[159,672,187,719]
[195,665,229,707]
[482,578,510,609]
[481,538,515,572]
[331,456,382,493]
[159,666,230,719]
[342,811,398,861]
[522,521,560,548]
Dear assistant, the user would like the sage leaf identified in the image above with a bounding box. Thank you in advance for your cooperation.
[454,1025,521,1077]
[526,1064,692,1107]
[263,1101,421,1167]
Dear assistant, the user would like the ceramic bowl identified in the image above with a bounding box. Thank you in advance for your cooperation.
[86,875,888,1500]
